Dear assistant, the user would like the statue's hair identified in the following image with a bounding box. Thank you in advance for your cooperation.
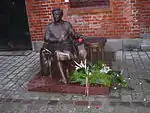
[52,8,63,16]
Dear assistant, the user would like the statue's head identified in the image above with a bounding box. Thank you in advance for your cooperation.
[52,8,63,23]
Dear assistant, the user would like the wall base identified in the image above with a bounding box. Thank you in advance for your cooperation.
[32,41,43,52]
[31,38,150,52]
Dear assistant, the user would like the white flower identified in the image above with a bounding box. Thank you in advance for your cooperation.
[100,68,108,73]
[102,64,105,67]
[100,65,111,74]
[74,59,90,75]
[114,87,117,90]
[75,66,80,70]
[74,61,83,68]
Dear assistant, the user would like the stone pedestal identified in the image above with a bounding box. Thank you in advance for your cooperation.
[141,39,150,51]
[140,33,150,51]
[27,73,110,95]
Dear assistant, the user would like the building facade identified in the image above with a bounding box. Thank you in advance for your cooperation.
[25,0,150,51]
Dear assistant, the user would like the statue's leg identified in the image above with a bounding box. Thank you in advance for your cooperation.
[40,48,53,77]
[66,60,75,83]
[64,60,69,80]
[57,60,67,84]
[40,49,49,76]
[47,55,52,77]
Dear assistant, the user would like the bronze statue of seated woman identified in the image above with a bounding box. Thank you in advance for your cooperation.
[40,8,87,84]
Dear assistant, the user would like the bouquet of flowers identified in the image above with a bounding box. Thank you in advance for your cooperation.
[70,59,128,89]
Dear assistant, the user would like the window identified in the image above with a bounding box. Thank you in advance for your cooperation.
[70,0,109,8]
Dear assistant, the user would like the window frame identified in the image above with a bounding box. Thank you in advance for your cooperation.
[69,0,110,8]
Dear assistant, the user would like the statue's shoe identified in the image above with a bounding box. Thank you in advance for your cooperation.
[59,79,67,84]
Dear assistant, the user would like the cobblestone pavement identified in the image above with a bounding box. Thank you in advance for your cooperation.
[0,50,150,113]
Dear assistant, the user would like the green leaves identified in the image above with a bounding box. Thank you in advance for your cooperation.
[92,61,104,70]
[70,71,86,85]
[70,60,128,88]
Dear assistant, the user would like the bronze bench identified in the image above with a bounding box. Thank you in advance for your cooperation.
[84,37,107,63]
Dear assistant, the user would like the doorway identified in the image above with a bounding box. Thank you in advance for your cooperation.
[0,0,32,51]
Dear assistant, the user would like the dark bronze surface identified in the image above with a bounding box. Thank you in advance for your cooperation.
[40,8,87,84]
[84,37,107,63]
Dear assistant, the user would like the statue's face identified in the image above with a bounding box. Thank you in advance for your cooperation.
[53,10,63,23]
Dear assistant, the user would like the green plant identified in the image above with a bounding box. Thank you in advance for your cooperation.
[70,60,128,89]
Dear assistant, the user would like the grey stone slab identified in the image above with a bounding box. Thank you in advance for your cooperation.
[132,54,139,59]
[121,95,132,102]
[129,79,139,88]
[116,106,138,113]
[145,106,150,113]
[71,95,85,101]
[131,85,143,93]
[38,105,48,113]
[62,94,73,100]
[120,88,132,95]
[131,102,145,108]
[110,89,120,98]
[55,104,77,113]
[132,93,144,102]
[21,68,30,72]
[126,56,133,60]
[8,74,17,79]
[145,93,150,101]
[0,51,149,113]
[143,83,150,91]
[122,69,129,78]
[1,78,11,85]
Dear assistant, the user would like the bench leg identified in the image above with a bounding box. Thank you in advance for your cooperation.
[47,57,52,78]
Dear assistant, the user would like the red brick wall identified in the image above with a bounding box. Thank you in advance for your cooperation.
[139,0,150,35]
[25,0,150,41]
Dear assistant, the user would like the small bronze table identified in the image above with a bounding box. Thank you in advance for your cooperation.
[84,37,107,63]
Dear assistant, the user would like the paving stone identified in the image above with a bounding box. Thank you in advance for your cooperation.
[1,79,11,85]
[129,79,140,88]
[145,108,150,113]
[61,94,73,100]
[48,100,59,105]
[120,88,132,95]
[121,95,132,102]
[132,85,143,93]
[38,104,48,113]
[90,101,102,106]
[131,102,145,107]
[143,82,150,92]
[145,93,150,101]
[110,89,120,98]
[122,69,129,78]
[126,56,133,60]
[71,95,85,101]
[46,104,56,111]
[61,100,74,105]
[85,96,95,101]
[75,101,89,106]
[55,104,76,113]
[137,107,146,113]
[132,93,145,102]
[0,51,150,113]
[116,106,138,113]
[94,95,108,102]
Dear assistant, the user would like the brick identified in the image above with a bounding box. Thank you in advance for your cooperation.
[25,0,150,40]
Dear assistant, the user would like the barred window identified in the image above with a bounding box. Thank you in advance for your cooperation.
[70,0,110,8]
